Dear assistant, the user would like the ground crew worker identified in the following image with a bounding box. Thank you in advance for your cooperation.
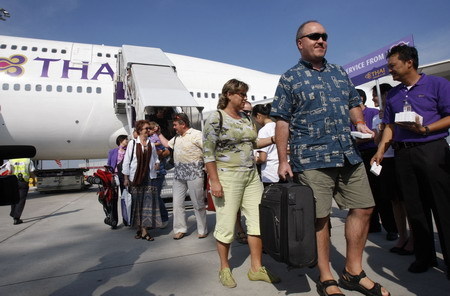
[7,158,35,225]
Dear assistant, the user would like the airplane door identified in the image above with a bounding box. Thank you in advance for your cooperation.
[71,43,93,63]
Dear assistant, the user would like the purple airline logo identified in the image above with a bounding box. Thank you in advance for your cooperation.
[0,55,27,77]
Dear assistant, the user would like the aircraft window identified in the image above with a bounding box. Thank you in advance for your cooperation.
[2,83,9,90]
[264,96,267,99]
[77,86,82,93]
[13,84,20,91]
[212,93,215,99]
[96,87,102,94]
[57,85,63,92]
[25,84,31,91]
[51,49,57,53]
[36,85,42,91]
[46,85,52,92]
[114,54,117,58]
[97,53,102,57]
[42,48,48,52]
[67,86,72,92]
[0,44,6,49]
[204,93,208,98]
[32,47,37,51]
[197,92,201,98]
[190,92,193,96]
[106,53,111,58]
[21,46,28,51]
[251,95,255,101]
[87,87,92,93]
[11,45,17,50]
[62,49,67,54]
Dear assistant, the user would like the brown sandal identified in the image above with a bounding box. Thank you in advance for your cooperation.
[142,234,154,241]
[134,230,142,239]
[316,279,345,296]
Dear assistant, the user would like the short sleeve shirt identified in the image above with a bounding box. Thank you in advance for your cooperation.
[168,128,204,180]
[270,59,362,172]
[383,74,450,142]
[203,110,257,172]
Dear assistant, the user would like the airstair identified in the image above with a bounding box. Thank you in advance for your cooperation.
[114,45,204,133]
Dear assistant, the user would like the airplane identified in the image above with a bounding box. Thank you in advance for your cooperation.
[0,35,280,160]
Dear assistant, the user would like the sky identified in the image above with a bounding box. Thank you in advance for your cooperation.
[2,0,450,75]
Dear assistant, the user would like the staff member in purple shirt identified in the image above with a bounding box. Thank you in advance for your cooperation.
[353,89,397,240]
[372,44,450,279]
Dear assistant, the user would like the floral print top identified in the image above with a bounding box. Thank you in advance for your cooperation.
[168,128,204,181]
[203,110,257,172]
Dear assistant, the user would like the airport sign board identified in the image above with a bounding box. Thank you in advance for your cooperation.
[343,35,414,86]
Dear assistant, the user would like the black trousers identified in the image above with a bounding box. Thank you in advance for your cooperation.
[10,181,29,219]
[360,148,397,233]
[395,138,450,267]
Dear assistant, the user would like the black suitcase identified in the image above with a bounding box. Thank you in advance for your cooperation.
[0,175,20,206]
[259,181,317,268]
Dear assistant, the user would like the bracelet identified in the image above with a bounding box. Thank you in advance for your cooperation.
[271,136,275,144]
[356,121,365,125]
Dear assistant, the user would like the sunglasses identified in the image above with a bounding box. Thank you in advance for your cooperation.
[243,110,252,115]
[236,92,247,98]
[299,32,328,41]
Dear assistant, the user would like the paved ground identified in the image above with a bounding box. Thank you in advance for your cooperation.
[0,188,448,296]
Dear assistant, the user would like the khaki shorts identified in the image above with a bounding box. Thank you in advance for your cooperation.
[213,169,263,244]
[294,162,375,219]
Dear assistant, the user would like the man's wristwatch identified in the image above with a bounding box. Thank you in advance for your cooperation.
[423,126,430,136]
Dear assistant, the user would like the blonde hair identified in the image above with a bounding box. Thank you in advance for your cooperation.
[217,79,249,110]
[148,121,159,129]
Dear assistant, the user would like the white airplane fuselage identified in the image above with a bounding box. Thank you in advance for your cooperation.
[0,35,280,160]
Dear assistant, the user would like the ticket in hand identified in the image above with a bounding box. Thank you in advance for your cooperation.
[351,131,373,139]
[370,162,382,176]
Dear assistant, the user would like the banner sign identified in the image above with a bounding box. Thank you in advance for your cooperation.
[343,35,414,86]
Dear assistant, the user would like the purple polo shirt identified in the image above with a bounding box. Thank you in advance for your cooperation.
[383,74,450,142]
[351,107,379,150]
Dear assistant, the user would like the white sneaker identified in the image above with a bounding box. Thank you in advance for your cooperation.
[160,221,169,229]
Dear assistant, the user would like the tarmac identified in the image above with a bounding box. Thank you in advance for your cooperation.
[0,188,448,296]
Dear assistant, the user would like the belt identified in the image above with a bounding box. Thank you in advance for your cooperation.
[392,141,429,150]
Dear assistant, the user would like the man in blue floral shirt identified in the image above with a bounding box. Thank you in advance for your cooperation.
[271,20,390,296]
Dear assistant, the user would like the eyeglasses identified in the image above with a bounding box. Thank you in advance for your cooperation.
[236,92,247,98]
[299,32,328,41]
[144,127,152,130]
[243,110,252,115]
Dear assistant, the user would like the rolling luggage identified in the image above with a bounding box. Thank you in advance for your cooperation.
[259,181,317,268]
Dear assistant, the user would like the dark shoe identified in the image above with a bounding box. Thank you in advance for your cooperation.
[397,248,414,256]
[389,246,402,253]
[368,225,382,233]
[408,261,437,273]
[386,232,398,241]
[13,219,23,225]
[390,239,408,253]
[339,269,390,296]
[316,279,345,296]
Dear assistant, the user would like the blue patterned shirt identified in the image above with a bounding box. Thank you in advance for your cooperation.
[271,59,362,172]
